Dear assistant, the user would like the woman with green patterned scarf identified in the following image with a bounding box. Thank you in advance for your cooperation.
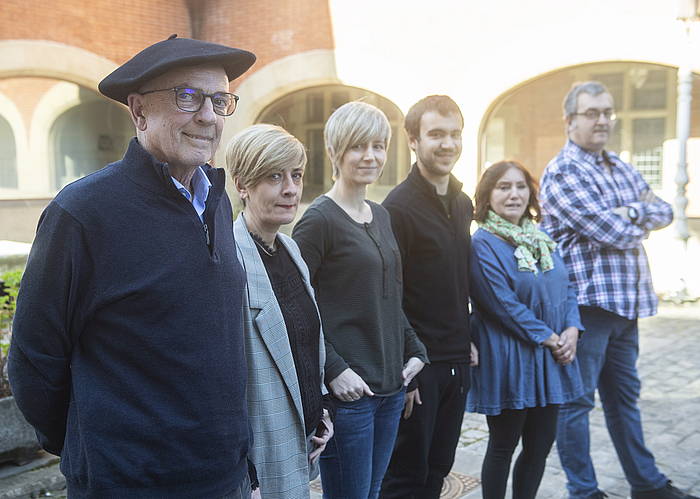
[466,160,584,499]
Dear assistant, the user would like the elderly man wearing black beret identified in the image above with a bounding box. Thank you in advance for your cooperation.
[8,36,257,499]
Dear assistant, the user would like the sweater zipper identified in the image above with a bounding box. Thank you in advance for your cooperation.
[203,223,210,246]
[364,223,388,298]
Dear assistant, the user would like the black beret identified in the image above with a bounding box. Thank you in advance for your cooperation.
[98,34,256,105]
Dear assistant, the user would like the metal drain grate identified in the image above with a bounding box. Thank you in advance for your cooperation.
[310,471,480,498]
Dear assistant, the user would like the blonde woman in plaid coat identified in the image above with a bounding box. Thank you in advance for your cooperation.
[227,124,333,498]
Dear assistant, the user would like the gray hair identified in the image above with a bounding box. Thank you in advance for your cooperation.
[563,81,610,119]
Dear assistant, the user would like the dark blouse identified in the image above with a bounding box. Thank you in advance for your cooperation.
[254,235,322,436]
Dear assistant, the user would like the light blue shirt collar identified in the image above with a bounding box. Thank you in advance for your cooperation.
[170,166,212,222]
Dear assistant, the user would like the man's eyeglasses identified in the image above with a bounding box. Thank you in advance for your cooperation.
[140,87,239,116]
[572,109,617,121]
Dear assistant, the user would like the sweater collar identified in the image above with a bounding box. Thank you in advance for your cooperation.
[407,163,463,200]
[120,137,227,207]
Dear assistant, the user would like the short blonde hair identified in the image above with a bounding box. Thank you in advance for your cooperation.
[226,124,307,194]
[324,101,391,179]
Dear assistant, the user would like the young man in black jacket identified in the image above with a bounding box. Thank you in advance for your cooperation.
[381,95,477,498]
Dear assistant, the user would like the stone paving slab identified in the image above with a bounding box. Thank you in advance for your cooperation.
[456,303,700,499]
[0,462,65,499]
[4,305,697,498]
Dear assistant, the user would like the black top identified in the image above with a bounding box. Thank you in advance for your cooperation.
[292,196,428,395]
[253,235,322,436]
[382,164,473,363]
[8,139,249,498]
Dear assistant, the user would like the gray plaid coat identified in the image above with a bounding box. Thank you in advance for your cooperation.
[234,215,326,499]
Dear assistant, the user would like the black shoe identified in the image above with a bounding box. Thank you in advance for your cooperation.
[587,492,608,499]
[632,481,699,499]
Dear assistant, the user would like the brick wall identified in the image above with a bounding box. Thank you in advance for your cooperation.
[0,0,334,73]
[0,0,192,64]
[191,0,334,87]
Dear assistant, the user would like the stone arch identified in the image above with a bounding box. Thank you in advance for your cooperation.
[0,40,123,196]
[0,40,118,91]
[476,61,699,187]
[215,49,340,174]
[47,89,133,191]
[27,82,132,193]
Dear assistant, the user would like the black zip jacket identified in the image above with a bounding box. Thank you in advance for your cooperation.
[382,164,473,363]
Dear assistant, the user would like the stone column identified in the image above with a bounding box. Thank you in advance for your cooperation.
[675,63,692,246]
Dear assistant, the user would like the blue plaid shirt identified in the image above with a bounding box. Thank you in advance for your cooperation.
[540,140,673,319]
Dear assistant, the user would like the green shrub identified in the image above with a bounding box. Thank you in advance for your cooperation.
[1,269,23,398]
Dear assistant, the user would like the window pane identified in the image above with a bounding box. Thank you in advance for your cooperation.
[608,119,623,154]
[52,99,133,191]
[592,72,624,107]
[306,128,326,186]
[632,70,667,110]
[632,118,664,189]
[306,92,324,123]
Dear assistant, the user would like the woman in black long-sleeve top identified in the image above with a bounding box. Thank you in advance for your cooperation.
[293,101,427,499]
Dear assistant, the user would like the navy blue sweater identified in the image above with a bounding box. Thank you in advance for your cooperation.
[8,139,249,498]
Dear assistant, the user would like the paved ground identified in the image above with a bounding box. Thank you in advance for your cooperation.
[454,302,700,499]
[2,303,698,498]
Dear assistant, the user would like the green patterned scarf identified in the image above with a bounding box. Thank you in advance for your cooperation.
[480,210,556,274]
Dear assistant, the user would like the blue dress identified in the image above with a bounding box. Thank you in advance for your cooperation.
[467,228,584,415]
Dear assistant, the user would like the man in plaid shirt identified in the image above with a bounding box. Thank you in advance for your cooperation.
[541,82,695,499]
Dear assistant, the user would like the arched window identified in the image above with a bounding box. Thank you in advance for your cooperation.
[0,115,17,189]
[257,85,409,202]
[480,62,687,189]
[51,90,133,191]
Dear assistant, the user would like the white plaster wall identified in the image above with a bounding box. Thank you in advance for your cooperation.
[328,0,700,195]
[328,0,700,297]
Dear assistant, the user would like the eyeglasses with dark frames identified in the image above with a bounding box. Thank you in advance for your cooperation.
[572,109,617,121]
[140,87,240,116]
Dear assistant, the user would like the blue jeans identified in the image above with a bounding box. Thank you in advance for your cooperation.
[556,306,667,498]
[320,389,405,499]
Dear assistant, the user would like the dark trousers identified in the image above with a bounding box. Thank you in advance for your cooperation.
[482,405,559,499]
[380,362,469,499]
